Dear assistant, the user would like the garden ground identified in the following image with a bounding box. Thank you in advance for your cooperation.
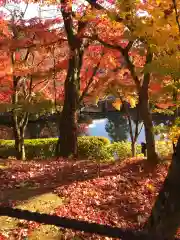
[0,157,179,239]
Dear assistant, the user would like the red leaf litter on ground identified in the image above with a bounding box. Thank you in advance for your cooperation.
[0,234,7,240]
[54,158,171,239]
[0,158,180,239]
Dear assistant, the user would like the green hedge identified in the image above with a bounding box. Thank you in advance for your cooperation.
[107,141,141,159]
[0,137,111,160]
[77,136,112,160]
[0,137,173,161]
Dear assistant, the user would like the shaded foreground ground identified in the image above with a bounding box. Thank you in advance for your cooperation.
[0,157,179,239]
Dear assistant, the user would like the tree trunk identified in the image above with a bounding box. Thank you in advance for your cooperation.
[142,137,180,240]
[57,1,87,158]
[131,141,136,157]
[16,133,25,160]
[139,90,158,162]
[125,103,135,157]
[58,84,78,158]
[56,49,79,158]
[119,96,137,157]
[13,112,28,161]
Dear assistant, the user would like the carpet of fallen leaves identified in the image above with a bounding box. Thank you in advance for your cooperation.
[0,157,179,239]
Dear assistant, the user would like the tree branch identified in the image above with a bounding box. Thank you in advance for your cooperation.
[61,0,77,49]
[85,35,124,51]
[172,0,180,34]
[121,50,140,90]
[125,40,134,52]
[142,47,153,90]
[79,51,104,104]
[83,35,140,89]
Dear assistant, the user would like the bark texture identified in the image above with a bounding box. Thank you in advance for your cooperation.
[58,51,79,157]
[143,137,180,240]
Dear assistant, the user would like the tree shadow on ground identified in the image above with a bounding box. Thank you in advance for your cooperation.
[0,206,141,240]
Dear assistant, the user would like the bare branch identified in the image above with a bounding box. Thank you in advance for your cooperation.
[21,2,29,18]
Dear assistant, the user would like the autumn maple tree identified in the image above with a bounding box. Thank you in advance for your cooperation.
[0,1,179,240]
[0,4,70,159]
[83,5,158,161]
[53,0,180,238]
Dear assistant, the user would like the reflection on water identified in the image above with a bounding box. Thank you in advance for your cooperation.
[86,115,161,143]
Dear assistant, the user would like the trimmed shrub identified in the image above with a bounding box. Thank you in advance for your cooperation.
[77,136,111,160]
[107,141,173,160]
[0,137,173,161]
[107,141,141,160]
[0,137,111,160]
[0,138,57,160]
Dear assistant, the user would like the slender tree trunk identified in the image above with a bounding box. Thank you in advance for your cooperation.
[16,131,25,160]
[138,48,158,163]
[142,137,180,240]
[124,103,135,157]
[127,114,136,157]
[139,90,158,162]
[131,141,136,157]
[12,112,28,160]
[12,76,26,160]
[121,98,138,157]
[123,46,158,162]
[13,119,20,158]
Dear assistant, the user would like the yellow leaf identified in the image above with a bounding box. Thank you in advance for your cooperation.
[109,57,117,67]
[91,96,99,105]
[127,96,136,108]
[156,0,161,5]
[95,96,99,105]
[112,98,122,111]
[146,183,155,192]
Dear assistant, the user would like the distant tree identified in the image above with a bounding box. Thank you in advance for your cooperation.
[105,113,129,142]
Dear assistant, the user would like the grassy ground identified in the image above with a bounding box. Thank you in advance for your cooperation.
[0,157,177,239]
[0,193,62,239]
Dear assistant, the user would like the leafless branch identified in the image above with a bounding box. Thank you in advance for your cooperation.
[21,2,29,18]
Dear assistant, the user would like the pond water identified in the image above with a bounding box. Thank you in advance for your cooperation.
[85,117,164,143]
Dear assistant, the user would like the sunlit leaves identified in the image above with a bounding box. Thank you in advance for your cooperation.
[149,83,162,92]
[127,95,137,108]
[146,183,155,192]
[154,117,180,144]
[144,55,180,79]
[169,125,180,144]
[112,98,122,110]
